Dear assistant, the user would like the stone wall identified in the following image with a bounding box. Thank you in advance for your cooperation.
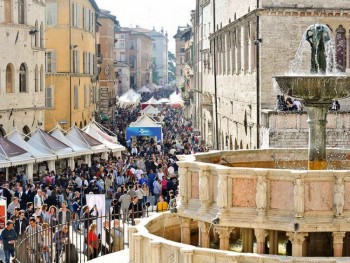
[262,110,350,148]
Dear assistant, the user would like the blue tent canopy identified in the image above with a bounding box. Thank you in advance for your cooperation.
[126,127,162,142]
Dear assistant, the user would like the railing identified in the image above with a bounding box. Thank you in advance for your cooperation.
[14,206,153,263]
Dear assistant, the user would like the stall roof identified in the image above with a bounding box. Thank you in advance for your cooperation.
[143,97,160,105]
[140,105,159,115]
[28,129,76,159]
[50,125,93,156]
[83,122,125,152]
[66,126,107,154]
[6,130,57,163]
[118,89,141,107]
[129,115,162,127]
[0,137,35,166]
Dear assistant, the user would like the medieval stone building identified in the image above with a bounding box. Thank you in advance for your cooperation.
[191,0,350,150]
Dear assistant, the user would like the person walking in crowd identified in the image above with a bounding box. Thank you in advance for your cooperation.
[87,223,99,260]
[1,220,17,263]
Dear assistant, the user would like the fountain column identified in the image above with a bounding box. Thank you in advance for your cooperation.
[305,104,328,170]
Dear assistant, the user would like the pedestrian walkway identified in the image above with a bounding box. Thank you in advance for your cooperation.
[89,249,129,263]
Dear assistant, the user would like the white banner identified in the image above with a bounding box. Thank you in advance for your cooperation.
[86,194,105,235]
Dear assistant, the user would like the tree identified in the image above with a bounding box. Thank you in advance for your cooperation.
[152,58,160,84]
[168,51,176,83]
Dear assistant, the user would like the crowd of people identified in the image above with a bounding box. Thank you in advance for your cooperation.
[0,90,207,263]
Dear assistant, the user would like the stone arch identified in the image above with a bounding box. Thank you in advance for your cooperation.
[240,140,243,149]
[244,111,248,135]
[79,121,83,128]
[19,63,28,93]
[335,25,346,72]
[84,120,87,127]
[6,63,14,93]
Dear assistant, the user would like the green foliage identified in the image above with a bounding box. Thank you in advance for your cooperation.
[168,51,176,83]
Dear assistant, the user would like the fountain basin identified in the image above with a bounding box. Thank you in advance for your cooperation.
[274,75,350,104]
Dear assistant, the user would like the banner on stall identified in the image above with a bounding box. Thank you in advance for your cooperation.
[86,194,106,235]
[0,198,6,230]
[126,127,162,142]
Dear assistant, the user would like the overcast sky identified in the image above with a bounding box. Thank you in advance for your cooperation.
[95,0,195,53]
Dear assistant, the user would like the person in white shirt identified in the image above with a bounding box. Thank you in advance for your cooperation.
[157,169,164,181]
[134,168,144,180]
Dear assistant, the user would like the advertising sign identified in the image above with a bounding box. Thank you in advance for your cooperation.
[86,194,105,234]
[0,198,6,230]
[126,127,162,142]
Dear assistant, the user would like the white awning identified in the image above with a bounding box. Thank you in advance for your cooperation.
[6,130,57,163]
[66,126,108,154]
[28,129,76,159]
[83,122,125,153]
[50,125,93,156]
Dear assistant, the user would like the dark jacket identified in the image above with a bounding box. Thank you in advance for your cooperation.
[58,209,72,225]
[1,227,17,250]
[14,218,29,236]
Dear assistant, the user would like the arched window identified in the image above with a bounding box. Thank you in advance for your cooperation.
[336,25,346,72]
[19,63,27,93]
[18,0,25,24]
[35,20,39,47]
[40,22,44,48]
[40,65,44,91]
[6,64,14,93]
[4,0,12,23]
[34,65,39,92]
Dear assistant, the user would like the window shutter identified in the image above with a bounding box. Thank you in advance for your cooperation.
[52,51,57,73]
[77,4,81,28]
[77,51,80,73]
[46,87,52,108]
[52,3,57,26]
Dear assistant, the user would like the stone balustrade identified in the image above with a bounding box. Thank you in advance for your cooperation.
[177,149,350,233]
[129,212,350,263]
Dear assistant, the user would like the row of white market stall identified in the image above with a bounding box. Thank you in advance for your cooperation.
[117,89,184,108]
[0,121,125,181]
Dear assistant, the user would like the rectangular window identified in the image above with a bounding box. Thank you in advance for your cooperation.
[45,87,54,109]
[73,50,80,73]
[45,51,57,73]
[46,3,57,26]
[180,47,185,53]
[120,34,125,39]
[90,53,93,74]
[74,85,79,109]
[77,4,81,28]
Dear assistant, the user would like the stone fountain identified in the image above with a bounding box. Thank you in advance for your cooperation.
[274,24,350,170]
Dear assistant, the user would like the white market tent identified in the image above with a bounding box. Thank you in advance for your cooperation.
[158,98,170,104]
[66,126,107,154]
[28,129,76,159]
[6,129,57,163]
[83,121,125,153]
[138,85,152,93]
[129,115,162,128]
[118,89,141,107]
[50,125,93,156]
[0,137,35,167]
[168,92,184,106]
[140,105,159,116]
[144,97,160,105]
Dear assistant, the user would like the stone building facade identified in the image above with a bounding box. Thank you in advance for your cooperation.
[0,0,46,136]
[98,10,118,121]
[174,26,189,89]
[114,28,131,96]
[44,0,100,131]
[191,0,350,150]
